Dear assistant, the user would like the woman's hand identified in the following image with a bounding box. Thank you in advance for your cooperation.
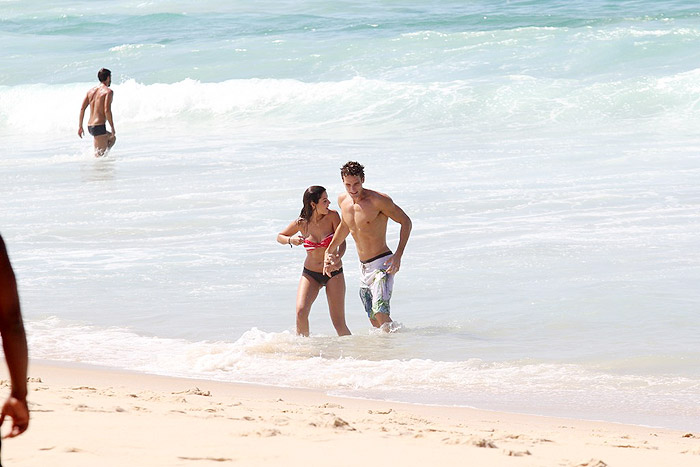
[289,234,305,246]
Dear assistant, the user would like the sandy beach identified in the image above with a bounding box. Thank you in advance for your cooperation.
[0,361,695,466]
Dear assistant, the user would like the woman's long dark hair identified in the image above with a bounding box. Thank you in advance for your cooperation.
[298,186,326,223]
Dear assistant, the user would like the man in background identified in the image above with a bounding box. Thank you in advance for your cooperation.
[78,68,116,157]
[0,234,30,465]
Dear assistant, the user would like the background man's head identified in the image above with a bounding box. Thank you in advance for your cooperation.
[340,161,365,182]
[97,68,111,84]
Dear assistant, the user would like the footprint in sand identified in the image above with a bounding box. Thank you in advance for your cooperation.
[319,402,344,409]
[271,416,290,426]
[505,449,531,457]
[333,418,355,430]
[573,460,607,467]
[178,456,233,462]
[172,387,212,397]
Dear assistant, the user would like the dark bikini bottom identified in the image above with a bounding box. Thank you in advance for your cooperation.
[303,267,343,287]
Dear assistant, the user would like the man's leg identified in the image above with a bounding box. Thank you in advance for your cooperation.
[362,288,393,329]
[368,270,393,330]
[373,312,392,327]
[107,132,116,150]
[93,135,108,157]
[360,286,379,327]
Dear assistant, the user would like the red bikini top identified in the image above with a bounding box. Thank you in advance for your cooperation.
[303,233,333,251]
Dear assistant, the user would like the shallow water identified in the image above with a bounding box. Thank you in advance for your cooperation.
[2,0,699,430]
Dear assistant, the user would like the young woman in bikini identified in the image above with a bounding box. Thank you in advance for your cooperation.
[277,186,351,336]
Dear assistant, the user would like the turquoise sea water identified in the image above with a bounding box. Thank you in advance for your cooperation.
[2,0,699,430]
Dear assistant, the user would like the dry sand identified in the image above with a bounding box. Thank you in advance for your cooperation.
[1,361,698,466]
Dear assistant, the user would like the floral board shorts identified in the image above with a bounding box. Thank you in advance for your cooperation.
[359,251,394,320]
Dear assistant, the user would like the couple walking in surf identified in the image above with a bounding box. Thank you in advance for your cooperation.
[277,161,412,336]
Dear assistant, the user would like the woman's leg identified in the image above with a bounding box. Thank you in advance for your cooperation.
[325,273,350,336]
[296,274,321,336]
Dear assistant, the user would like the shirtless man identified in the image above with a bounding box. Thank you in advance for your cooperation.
[0,234,30,462]
[78,68,116,157]
[323,161,412,330]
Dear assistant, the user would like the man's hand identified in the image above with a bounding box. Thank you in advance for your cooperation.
[78,127,84,138]
[384,254,402,275]
[0,396,29,438]
[323,252,341,276]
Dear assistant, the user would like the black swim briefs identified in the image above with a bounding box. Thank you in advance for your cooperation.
[303,267,343,287]
[88,124,107,136]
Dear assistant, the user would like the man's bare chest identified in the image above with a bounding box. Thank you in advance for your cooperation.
[344,203,381,230]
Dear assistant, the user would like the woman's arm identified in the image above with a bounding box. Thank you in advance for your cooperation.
[277,219,305,247]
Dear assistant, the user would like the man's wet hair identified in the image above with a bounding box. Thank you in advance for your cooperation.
[97,68,111,83]
[340,161,365,180]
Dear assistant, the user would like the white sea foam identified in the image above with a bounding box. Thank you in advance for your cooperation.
[26,318,700,429]
[109,43,165,53]
[2,72,700,138]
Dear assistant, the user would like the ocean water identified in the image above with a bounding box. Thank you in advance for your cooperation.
[2,0,700,430]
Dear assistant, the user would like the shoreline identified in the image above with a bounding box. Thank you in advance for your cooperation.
[28,358,694,432]
[0,360,697,466]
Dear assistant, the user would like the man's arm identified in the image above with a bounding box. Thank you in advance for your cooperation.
[323,219,350,276]
[0,236,29,438]
[78,93,89,138]
[331,211,347,259]
[377,194,412,275]
[337,239,347,259]
[104,90,115,135]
